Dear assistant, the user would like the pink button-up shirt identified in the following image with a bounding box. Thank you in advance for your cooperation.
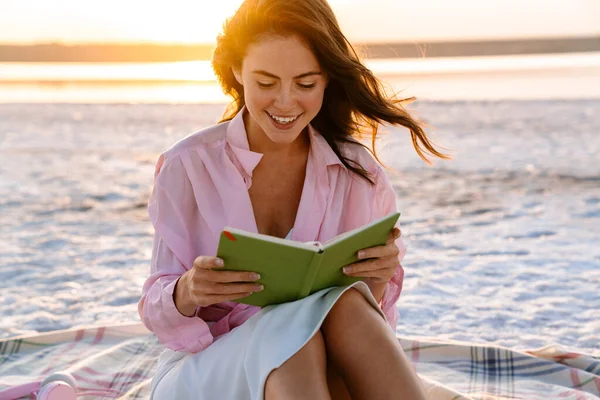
[138,107,406,354]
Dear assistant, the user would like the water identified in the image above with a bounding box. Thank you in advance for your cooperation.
[1,52,600,102]
[0,54,599,356]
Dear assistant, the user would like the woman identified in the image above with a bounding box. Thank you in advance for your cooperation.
[138,0,447,398]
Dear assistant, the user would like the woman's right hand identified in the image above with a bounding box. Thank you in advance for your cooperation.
[174,256,263,316]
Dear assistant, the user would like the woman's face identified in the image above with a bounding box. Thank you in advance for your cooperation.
[233,35,327,149]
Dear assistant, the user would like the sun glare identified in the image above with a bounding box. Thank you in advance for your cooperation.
[125,1,244,44]
[146,0,354,44]
[95,0,359,44]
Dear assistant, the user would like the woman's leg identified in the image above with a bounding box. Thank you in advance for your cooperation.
[264,330,332,400]
[326,361,352,400]
[321,288,428,400]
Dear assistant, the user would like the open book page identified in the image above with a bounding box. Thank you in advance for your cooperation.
[323,231,352,245]
[223,228,322,252]
[303,212,401,247]
[322,212,401,249]
[302,235,349,249]
[303,241,322,247]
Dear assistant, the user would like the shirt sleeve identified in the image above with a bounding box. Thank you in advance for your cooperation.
[137,153,214,353]
[373,167,406,330]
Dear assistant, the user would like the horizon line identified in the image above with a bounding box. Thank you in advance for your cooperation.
[1,34,599,47]
[1,35,598,62]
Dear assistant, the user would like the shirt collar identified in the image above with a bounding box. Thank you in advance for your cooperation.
[306,123,347,171]
[225,106,347,177]
[225,106,263,177]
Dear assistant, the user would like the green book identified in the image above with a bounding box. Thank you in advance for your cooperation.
[216,212,400,307]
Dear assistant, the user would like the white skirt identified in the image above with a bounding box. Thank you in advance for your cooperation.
[150,281,388,400]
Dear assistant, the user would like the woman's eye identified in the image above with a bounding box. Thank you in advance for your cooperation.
[257,82,275,88]
[298,83,316,89]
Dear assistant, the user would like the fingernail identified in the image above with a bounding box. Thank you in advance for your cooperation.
[254,285,264,292]
[216,258,224,267]
[250,273,260,280]
[343,267,350,274]
[357,251,365,259]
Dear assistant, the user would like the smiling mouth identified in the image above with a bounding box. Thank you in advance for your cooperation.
[267,112,301,125]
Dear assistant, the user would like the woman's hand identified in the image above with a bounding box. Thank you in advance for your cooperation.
[342,227,402,299]
[174,256,263,316]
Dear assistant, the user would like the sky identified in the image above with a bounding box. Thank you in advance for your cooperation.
[0,0,598,44]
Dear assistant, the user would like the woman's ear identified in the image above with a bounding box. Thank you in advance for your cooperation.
[232,66,243,86]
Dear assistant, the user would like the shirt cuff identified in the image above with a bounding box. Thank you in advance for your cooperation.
[161,279,214,353]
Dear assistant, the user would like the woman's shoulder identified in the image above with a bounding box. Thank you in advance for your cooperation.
[152,121,229,181]
[338,139,384,177]
[162,121,229,162]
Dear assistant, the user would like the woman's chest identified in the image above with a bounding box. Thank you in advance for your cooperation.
[248,165,306,239]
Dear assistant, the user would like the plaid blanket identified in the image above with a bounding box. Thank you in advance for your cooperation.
[0,323,598,399]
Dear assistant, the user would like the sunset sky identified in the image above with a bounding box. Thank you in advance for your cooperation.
[0,0,599,44]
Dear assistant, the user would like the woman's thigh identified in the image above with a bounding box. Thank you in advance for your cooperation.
[322,287,387,399]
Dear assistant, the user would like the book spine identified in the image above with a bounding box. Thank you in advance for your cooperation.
[297,250,325,299]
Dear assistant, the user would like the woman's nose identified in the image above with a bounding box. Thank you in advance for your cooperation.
[273,86,295,110]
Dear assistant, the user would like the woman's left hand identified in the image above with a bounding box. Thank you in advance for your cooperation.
[342,227,402,283]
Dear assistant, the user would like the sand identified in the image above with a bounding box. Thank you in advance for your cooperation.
[0,100,598,354]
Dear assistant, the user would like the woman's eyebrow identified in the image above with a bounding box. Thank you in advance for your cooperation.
[252,70,322,79]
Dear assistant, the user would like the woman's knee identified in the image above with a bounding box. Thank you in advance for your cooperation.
[325,288,374,323]
[338,287,367,305]
[322,287,390,345]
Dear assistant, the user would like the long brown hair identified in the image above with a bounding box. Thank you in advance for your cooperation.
[212,0,448,184]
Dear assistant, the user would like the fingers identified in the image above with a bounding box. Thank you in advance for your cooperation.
[191,282,264,306]
[344,268,395,283]
[193,257,261,283]
[197,281,264,296]
[193,256,260,284]
[188,256,265,306]
[191,268,263,295]
[353,272,390,283]
[355,228,401,259]
[198,293,255,305]
[193,256,224,270]
[357,242,400,260]
[343,263,395,283]
[386,227,402,245]
[200,269,261,283]
[343,257,398,276]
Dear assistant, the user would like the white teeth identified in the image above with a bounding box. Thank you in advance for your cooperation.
[268,112,299,124]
